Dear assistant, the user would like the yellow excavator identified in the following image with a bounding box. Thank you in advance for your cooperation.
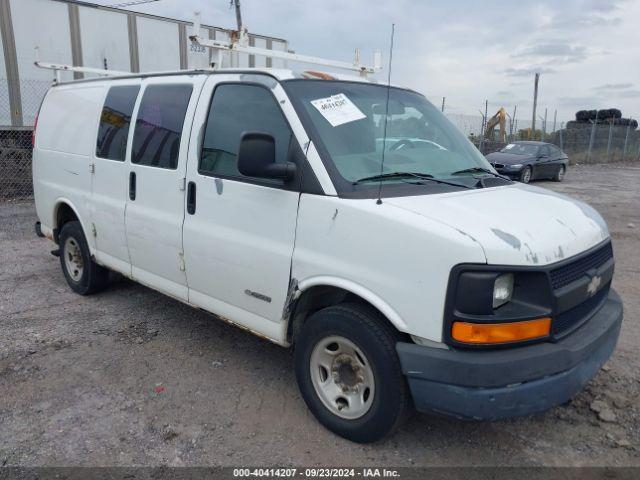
[484,107,507,142]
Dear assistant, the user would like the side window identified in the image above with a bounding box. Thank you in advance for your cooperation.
[96,85,140,161]
[199,84,292,178]
[132,84,193,169]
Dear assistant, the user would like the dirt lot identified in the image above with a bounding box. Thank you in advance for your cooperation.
[1,163,639,467]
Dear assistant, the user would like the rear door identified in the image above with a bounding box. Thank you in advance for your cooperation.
[90,82,140,274]
[124,76,204,300]
[549,145,566,175]
[182,75,302,340]
[535,145,553,178]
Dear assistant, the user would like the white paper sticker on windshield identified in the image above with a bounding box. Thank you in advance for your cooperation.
[310,93,366,127]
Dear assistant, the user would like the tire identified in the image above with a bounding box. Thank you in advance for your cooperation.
[519,166,532,184]
[553,165,566,182]
[575,110,589,122]
[58,221,109,295]
[294,303,410,443]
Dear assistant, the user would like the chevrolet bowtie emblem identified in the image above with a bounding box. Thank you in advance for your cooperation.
[587,275,602,297]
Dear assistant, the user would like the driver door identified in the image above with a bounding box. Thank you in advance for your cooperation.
[182,75,302,341]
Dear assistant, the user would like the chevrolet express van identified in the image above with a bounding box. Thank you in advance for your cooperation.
[33,69,623,443]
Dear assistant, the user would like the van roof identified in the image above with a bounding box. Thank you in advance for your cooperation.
[52,68,382,87]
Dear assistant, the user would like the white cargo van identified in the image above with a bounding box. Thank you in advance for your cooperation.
[33,68,622,443]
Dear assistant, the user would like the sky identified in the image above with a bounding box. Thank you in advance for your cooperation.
[91,0,640,123]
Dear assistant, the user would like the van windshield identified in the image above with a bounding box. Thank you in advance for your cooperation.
[284,80,496,196]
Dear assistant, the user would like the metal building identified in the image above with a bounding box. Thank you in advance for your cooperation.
[0,0,289,129]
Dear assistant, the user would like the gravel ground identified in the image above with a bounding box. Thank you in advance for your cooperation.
[1,163,639,467]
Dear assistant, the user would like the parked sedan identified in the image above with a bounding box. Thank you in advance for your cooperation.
[486,141,568,183]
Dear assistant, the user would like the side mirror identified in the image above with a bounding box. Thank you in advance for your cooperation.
[237,132,296,180]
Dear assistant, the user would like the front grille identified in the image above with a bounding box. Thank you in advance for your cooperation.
[549,242,613,290]
[553,282,610,336]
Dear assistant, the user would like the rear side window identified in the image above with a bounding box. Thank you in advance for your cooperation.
[132,84,193,169]
[199,84,292,178]
[96,85,140,161]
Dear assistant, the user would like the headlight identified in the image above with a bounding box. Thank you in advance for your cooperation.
[493,273,514,308]
[447,267,554,347]
[509,163,523,168]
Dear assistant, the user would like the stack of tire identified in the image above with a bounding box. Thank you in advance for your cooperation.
[567,108,637,129]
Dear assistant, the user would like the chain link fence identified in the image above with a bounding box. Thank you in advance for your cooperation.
[445,109,640,162]
[0,128,33,199]
[2,82,640,201]
[465,121,640,162]
[1,78,50,200]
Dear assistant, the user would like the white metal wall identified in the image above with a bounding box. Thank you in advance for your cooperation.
[1,0,289,127]
[253,37,267,68]
[271,39,287,69]
[136,16,180,72]
[212,29,231,68]
[78,5,130,73]
[11,0,74,125]
[0,23,9,125]
[186,21,209,70]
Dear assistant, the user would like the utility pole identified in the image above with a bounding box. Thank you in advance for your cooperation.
[232,0,243,31]
[531,72,540,140]
[441,97,446,112]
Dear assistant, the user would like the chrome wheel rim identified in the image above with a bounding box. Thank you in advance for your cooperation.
[522,168,531,183]
[63,237,84,282]
[310,335,375,420]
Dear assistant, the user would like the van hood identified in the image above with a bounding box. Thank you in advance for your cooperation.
[386,183,610,266]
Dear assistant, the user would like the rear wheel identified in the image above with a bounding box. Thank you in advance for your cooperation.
[553,165,566,182]
[294,303,410,443]
[59,221,109,295]
[520,166,532,184]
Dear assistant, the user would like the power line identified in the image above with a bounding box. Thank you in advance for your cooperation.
[109,0,161,8]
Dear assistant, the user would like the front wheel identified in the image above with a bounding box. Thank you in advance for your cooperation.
[294,303,410,443]
[519,166,532,184]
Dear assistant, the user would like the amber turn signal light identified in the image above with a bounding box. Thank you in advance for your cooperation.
[452,317,551,345]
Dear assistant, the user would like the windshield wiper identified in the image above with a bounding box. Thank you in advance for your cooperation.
[451,167,510,180]
[353,171,473,189]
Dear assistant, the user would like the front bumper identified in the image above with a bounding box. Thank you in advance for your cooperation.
[396,289,623,420]
[494,167,522,178]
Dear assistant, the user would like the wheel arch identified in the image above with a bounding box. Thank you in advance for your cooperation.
[52,198,85,243]
[286,276,408,345]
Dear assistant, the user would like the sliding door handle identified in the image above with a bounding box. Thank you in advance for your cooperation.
[187,181,196,215]
[129,171,136,201]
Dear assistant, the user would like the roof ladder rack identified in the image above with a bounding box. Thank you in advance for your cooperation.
[190,12,382,77]
[34,47,129,83]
